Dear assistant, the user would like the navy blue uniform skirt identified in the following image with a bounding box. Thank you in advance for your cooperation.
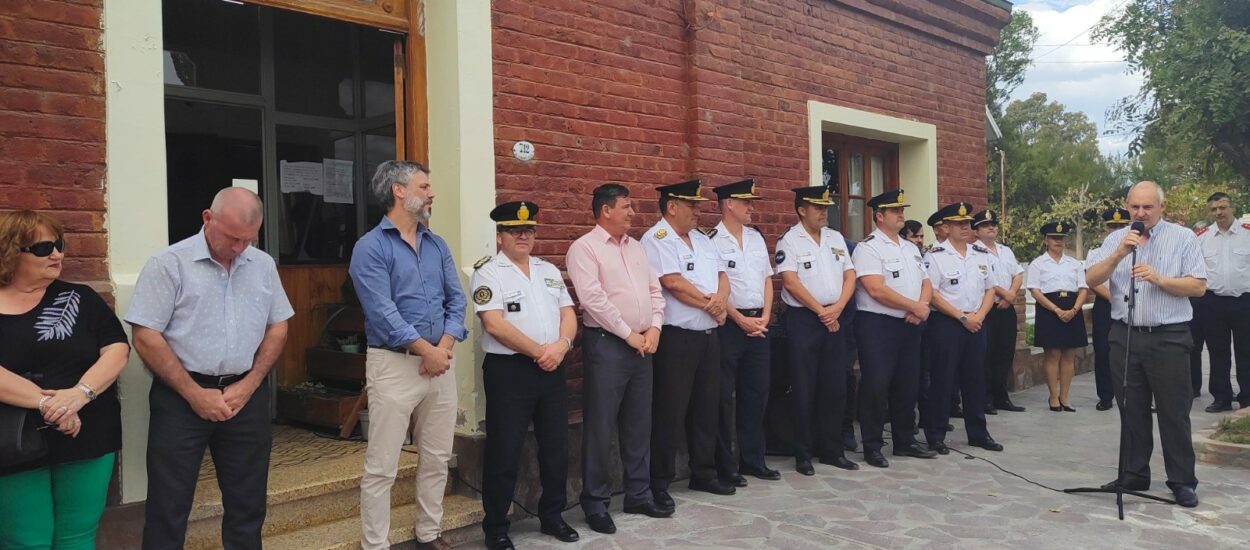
[1035,291,1087,349]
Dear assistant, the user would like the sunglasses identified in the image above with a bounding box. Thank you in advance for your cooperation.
[20,239,65,257]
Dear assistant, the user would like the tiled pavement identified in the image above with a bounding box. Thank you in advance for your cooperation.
[477,369,1250,549]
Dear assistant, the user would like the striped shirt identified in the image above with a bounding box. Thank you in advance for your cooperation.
[1085,220,1206,326]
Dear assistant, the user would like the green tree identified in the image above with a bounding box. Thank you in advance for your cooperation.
[1093,0,1250,180]
[986,11,1040,117]
[993,93,1120,215]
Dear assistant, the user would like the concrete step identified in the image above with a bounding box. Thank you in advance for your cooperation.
[185,449,420,549]
[264,495,484,550]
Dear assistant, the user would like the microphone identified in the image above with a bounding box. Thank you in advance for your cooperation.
[1129,221,1146,250]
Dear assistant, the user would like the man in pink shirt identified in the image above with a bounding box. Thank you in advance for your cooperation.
[566,183,669,534]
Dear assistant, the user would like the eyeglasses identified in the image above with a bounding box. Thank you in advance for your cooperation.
[502,228,535,237]
[19,239,65,257]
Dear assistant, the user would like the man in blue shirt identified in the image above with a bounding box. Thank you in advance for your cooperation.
[350,160,466,550]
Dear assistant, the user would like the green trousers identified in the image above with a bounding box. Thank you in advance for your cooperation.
[0,453,115,550]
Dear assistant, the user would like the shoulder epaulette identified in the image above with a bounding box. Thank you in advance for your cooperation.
[473,255,491,270]
[1195,226,1208,236]
[972,244,988,253]
[928,246,945,253]
[654,228,668,239]
[700,227,717,238]
[862,234,875,242]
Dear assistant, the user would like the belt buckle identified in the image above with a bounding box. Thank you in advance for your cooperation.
[1059,291,1069,298]
[214,375,232,388]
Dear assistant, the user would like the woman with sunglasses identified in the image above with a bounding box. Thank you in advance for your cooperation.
[0,210,130,549]
[1026,221,1089,413]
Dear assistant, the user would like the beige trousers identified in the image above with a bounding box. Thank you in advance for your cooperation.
[359,348,457,549]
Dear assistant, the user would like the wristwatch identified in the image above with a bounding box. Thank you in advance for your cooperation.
[76,383,98,401]
[959,314,969,323]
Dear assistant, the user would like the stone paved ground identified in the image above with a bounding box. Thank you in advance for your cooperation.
[474,367,1250,549]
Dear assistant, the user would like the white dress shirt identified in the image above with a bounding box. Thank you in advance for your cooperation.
[711,222,773,310]
[775,224,855,308]
[641,218,723,331]
[923,240,992,313]
[1026,252,1088,294]
[1197,222,1250,297]
[852,228,928,318]
[469,254,573,355]
[1085,220,1206,325]
[984,241,1023,302]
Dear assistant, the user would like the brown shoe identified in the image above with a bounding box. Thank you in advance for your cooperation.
[416,536,454,550]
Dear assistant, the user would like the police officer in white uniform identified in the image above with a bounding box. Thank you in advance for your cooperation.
[852,190,938,468]
[776,186,859,474]
[973,210,1026,414]
[708,179,781,484]
[641,179,735,506]
[921,202,1003,455]
[470,201,580,549]
[1195,192,1250,412]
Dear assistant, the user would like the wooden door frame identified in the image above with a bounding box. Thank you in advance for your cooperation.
[822,132,900,238]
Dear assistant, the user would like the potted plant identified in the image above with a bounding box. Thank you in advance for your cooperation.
[336,334,360,354]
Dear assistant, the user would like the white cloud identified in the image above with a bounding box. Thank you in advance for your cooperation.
[1010,0,1145,156]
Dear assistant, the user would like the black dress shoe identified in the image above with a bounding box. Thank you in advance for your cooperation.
[1062,404,1076,412]
[623,501,674,518]
[721,473,748,487]
[863,449,889,468]
[1205,401,1234,413]
[818,455,860,470]
[968,437,1004,451]
[1099,478,1150,491]
[585,513,616,534]
[486,533,515,550]
[689,477,736,495]
[1049,404,1063,412]
[928,441,950,455]
[1172,486,1199,508]
[1095,400,1113,411]
[985,404,998,415]
[796,458,815,476]
[995,400,1026,412]
[944,423,954,432]
[741,464,782,480]
[540,519,580,543]
[893,443,938,459]
[651,489,674,511]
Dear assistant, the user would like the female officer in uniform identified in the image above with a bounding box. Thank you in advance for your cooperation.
[1027,221,1089,412]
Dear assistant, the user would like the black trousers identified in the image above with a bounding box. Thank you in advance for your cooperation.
[1093,298,1114,403]
[580,328,653,516]
[923,314,990,444]
[984,304,1018,404]
[1201,292,1250,405]
[1189,296,1206,396]
[785,307,847,461]
[715,319,771,477]
[482,353,568,537]
[856,312,922,452]
[143,378,271,550]
[1109,321,1197,489]
[651,326,720,488]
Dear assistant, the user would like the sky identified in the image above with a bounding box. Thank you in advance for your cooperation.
[1009,0,1144,156]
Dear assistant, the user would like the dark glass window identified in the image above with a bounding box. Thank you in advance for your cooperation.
[274,10,356,119]
[164,99,263,244]
[276,126,356,264]
[162,0,261,93]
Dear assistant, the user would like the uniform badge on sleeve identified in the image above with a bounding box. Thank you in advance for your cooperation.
[473,286,493,305]
[775,250,786,264]
[655,229,668,239]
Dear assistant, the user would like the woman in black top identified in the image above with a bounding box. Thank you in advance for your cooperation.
[0,210,130,549]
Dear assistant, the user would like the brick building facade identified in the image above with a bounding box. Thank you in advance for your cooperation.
[0,0,109,292]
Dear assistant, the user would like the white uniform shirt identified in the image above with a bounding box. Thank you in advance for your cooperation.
[1026,253,1088,294]
[641,218,723,331]
[1085,220,1206,325]
[1197,222,1250,297]
[470,254,573,355]
[984,241,1023,302]
[711,222,773,310]
[923,240,992,313]
[852,228,927,318]
[776,224,855,308]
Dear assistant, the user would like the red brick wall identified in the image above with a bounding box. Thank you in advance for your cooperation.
[0,1,108,288]
[492,0,1009,407]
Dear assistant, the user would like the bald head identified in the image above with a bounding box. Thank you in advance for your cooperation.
[210,187,264,226]
[1126,180,1165,228]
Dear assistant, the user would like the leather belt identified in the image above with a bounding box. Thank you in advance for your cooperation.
[188,370,250,389]
[737,308,763,317]
[1114,321,1187,333]
[369,344,412,355]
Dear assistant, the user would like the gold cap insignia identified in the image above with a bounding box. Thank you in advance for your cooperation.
[1112,211,1122,221]
[897,190,905,203]
[750,183,757,196]
[958,203,968,216]
[518,202,530,221]
[821,189,830,202]
[1057,223,1064,232]
[987,211,994,221]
